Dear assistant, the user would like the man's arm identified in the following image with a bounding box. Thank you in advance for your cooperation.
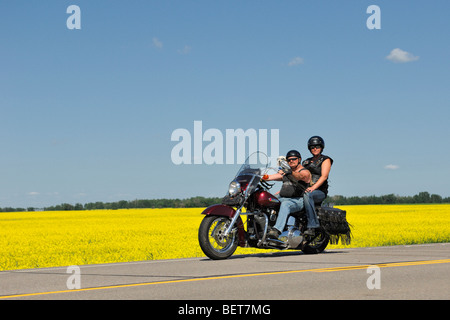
[291,168,311,184]
[264,172,283,181]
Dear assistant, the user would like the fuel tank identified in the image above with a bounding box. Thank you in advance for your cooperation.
[254,190,280,208]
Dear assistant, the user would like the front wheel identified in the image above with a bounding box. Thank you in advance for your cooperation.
[198,215,238,260]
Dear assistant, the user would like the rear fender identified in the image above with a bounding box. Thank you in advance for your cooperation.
[201,204,246,247]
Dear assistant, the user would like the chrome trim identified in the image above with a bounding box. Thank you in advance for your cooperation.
[222,206,242,238]
[267,239,288,249]
[240,211,259,216]
[228,180,241,196]
[223,174,258,237]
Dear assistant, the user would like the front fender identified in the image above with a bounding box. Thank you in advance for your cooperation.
[201,204,246,247]
[201,204,236,217]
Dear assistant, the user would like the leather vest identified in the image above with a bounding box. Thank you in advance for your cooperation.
[279,168,309,198]
[302,155,333,195]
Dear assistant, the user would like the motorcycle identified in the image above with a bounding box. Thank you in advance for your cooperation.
[198,152,351,260]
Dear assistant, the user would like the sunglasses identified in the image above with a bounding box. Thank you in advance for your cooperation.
[287,158,299,162]
[309,145,322,150]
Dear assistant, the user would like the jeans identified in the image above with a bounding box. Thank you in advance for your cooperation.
[273,197,304,232]
[303,190,326,229]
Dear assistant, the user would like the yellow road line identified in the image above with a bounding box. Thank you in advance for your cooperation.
[313,258,450,272]
[1,259,449,299]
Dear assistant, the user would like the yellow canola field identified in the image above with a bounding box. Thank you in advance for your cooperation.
[1,204,449,271]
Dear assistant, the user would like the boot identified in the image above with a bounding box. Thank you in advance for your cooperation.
[267,228,281,239]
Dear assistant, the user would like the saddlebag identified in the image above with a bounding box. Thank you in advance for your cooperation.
[316,207,352,245]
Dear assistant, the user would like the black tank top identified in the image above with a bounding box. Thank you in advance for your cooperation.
[302,155,333,195]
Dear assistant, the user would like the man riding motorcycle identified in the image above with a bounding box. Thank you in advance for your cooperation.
[263,150,312,238]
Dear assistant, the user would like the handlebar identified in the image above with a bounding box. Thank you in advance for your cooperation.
[260,179,274,189]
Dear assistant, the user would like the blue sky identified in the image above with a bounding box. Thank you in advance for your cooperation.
[1,1,449,208]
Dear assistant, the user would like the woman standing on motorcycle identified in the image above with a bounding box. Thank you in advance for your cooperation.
[302,136,333,235]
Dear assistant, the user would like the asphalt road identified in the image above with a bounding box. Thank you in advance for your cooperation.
[1,243,449,300]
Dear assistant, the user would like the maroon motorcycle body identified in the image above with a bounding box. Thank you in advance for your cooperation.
[253,190,281,208]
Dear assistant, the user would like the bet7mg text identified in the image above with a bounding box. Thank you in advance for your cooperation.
[178,304,271,317]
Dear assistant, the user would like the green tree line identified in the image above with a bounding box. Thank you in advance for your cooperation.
[1,192,449,212]
[0,196,223,212]
[326,191,449,205]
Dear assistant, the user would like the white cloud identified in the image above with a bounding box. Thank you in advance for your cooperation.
[386,48,419,63]
[152,37,163,49]
[28,192,40,196]
[384,164,400,170]
[178,45,192,55]
[288,56,304,66]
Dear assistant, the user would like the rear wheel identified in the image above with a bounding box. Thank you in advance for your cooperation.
[198,215,238,260]
[301,227,329,254]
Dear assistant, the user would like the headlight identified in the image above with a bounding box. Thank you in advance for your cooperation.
[228,181,241,197]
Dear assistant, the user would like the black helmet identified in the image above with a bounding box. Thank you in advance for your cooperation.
[286,150,301,159]
[308,136,325,150]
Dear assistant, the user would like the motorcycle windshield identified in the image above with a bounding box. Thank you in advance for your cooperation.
[234,152,269,195]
